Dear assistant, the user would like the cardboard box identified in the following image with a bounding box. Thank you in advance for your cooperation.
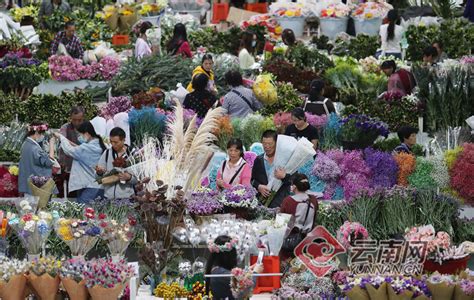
[226,7,261,25]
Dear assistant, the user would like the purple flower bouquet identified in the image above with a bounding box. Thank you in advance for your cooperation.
[28,176,56,209]
[186,189,223,216]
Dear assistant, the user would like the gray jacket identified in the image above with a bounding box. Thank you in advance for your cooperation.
[39,0,71,18]
[97,147,137,199]
[18,138,54,194]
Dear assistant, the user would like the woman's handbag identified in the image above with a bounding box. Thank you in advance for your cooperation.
[281,199,312,253]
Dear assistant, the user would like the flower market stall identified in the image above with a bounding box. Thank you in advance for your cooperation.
[0,0,473,298]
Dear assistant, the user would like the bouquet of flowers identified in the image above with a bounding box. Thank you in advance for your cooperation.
[99,96,132,120]
[394,152,416,186]
[96,155,130,185]
[54,207,102,257]
[96,5,119,31]
[387,276,431,299]
[458,279,474,298]
[351,2,393,19]
[337,221,369,249]
[29,256,62,300]
[339,114,389,148]
[8,210,56,257]
[0,256,29,300]
[220,185,259,209]
[320,3,351,18]
[138,1,167,16]
[84,258,134,299]
[253,74,278,106]
[230,267,254,299]
[270,2,304,18]
[186,189,223,216]
[404,225,450,254]
[100,216,137,257]
[28,175,56,209]
[427,273,455,300]
[60,258,88,300]
[241,15,281,37]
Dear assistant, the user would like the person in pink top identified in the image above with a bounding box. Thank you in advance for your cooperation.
[216,138,252,190]
[166,23,192,58]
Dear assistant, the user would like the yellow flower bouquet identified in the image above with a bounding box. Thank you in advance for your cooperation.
[253,74,278,106]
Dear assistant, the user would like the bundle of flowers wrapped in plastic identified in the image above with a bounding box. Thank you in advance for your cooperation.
[100,215,137,258]
[54,207,102,257]
[8,209,57,259]
[253,74,278,106]
[0,257,29,300]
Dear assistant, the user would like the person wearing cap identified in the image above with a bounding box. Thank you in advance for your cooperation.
[284,107,319,150]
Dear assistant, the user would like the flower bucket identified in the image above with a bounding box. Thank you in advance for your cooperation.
[276,16,306,38]
[354,17,383,36]
[27,273,60,300]
[88,284,124,300]
[319,17,348,40]
[0,274,27,300]
[423,255,470,275]
[427,282,455,300]
[61,278,89,300]
[453,284,472,300]
[141,11,164,26]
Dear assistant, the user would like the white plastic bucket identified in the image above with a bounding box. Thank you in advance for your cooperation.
[354,17,383,36]
[141,11,164,26]
[276,16,306,37]
[319,17,348,40]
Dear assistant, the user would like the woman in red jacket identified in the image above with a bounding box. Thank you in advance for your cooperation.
[166,23,192,58]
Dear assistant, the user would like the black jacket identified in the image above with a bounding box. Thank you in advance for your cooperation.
[251,154,292,208]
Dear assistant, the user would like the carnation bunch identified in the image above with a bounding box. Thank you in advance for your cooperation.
[404,225,451,254]
[0,257,29,282]
[99,96,132,120]
[30,256,61,277]
[84,258,134,288]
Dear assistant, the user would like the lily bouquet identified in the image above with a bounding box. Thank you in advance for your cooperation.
[8,210,57,257]
[54,207,102,257]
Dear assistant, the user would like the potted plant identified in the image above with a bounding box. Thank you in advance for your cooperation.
[339,114,389,149]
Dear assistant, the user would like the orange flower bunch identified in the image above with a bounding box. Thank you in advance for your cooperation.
[213,116,233,137]
[394,152,416,186]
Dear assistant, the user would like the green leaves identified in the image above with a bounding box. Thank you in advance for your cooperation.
[331,34,380,60]
[0,90,98,128]
[286,43,334,73]
[259,82,303,116]
[111,55,194,96]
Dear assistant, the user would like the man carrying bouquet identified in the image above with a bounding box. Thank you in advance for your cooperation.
[95,127,137,199]
[251,130,292,208]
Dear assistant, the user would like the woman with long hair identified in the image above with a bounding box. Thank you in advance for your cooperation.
[378,9,403,59]
[303,79,336,116]
[166,23,192,58]
[54,121,106,203]
[135,21,153,60]
[187,54,217,94]
[216,138,252,190]
[238,31,256,70]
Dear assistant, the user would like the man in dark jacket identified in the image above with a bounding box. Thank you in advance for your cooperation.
[251,130,292,208]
